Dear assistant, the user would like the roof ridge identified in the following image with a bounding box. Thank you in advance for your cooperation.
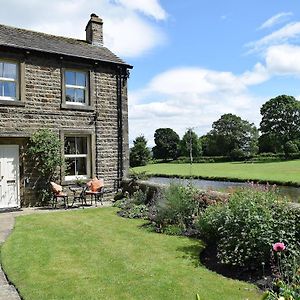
[0,23,87,44]
[0,22,132,68]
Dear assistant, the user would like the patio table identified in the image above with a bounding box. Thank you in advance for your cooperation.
[69,186,87,207]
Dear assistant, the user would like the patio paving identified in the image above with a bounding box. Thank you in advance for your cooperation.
[0,202,112,300]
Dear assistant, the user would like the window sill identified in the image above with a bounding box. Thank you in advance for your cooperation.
[61,178,90,186]
[61,103,95,112]
[0,100,25,107]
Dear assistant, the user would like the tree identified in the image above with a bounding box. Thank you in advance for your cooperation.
[204,113,259,157]
[130,135,151,167]
[258,133,279,153]
[179,129,202,160]
[260,95,300,153]
[152,128,180,160]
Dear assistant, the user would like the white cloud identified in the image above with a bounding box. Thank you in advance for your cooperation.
[247,22,300,54]
[115,0,167,20]
[240,63,270,85]
[258,12,293,30]
[265,44,300,75]
[0,0,166,58]
[129,66,268,146]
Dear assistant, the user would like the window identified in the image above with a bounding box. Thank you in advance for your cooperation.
[64,136,90,180]
[0,61,18,100]
[65,70,88,105]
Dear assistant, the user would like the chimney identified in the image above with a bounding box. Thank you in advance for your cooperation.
[85,13,103,46]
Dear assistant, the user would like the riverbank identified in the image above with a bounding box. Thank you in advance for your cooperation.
[132,160,300,187]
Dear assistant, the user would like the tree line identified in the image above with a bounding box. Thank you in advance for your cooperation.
[130,95,300,167]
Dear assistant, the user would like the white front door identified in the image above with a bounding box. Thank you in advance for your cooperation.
[0,145,20,209]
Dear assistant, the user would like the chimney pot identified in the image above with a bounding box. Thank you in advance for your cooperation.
[85,13,103,46]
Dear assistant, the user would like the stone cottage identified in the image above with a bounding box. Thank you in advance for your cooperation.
[0,14,132,208]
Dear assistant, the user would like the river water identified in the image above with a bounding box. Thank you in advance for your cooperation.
[147,177,300,203]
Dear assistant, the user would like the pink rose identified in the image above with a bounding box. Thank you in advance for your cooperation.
[273,242,285,252]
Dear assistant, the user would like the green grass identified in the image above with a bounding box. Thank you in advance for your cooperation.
[1,208,259,300]
[133,160,300,185]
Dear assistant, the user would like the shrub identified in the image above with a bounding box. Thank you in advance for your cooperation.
[284,141,299,156]
[26,129,63,205]
[163,224,184,236]
[113,197,149,219]
[132,188,148,205]
[154,184,198,230]
[229,148,246,160]
[198,188,300,269]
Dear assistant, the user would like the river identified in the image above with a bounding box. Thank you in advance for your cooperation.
[147,177,300,203]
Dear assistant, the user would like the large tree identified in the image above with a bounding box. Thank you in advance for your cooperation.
[130,135,151,167]
[260,95,300,152]
[152,128,180,160]
[179,129,202,159]
[204,113,259,157]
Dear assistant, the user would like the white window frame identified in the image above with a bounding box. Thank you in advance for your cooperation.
[0,60,19,101]
[64,135,91,181]
[65,70,88,106]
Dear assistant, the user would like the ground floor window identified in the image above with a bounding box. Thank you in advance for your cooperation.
[64,136,91,181]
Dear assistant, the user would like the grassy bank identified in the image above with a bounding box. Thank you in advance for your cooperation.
[132,160,300,186]
[1,208,259,300]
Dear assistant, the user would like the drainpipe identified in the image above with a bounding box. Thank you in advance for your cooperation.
[116,66,123,185]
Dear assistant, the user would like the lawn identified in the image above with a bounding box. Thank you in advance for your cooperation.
[1,208,260,300]
[132,160,300,185]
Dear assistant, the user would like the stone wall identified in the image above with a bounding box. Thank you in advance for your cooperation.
[0,51,129,206]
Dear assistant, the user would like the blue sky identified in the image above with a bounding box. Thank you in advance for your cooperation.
[1,0,300,146]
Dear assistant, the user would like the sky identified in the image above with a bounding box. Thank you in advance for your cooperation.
[1,0,300,146]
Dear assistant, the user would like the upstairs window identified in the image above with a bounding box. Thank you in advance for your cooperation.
[64,136,90,181]
[65,70,88,105]
[0,61,18,100]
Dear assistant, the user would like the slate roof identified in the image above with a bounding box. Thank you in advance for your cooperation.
[0,24,132,68]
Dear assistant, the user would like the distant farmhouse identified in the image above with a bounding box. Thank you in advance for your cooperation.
[0,14,132,209]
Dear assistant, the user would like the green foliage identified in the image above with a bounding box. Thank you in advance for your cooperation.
[284,140,299,156]
[152,128,180,160]
[264,277,300,300]
[180,129,202,158]
[198,188,300,269]
[130,135,151,167]
[229,148,246,160]
[27,129,63,204]
[155,184,198,229]
[260,95,300,154]
[202,113,259,157]
[27,129,62,176]
[258,134,280,154]
[163,224,184,236]
[173,156,229,163]
[128,170,149,181]
[132,188,148,205]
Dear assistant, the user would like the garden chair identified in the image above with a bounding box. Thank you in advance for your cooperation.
[85,177,105,206]
[50,182,69,209]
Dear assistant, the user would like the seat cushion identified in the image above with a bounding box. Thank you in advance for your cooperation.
[90,178,104,192]
[50,182,63,194]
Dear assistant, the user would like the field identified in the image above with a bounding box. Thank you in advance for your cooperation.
[0,208,259,300]
[132,160,300,185]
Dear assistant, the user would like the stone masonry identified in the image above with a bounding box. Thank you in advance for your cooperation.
[0,53,128,205]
